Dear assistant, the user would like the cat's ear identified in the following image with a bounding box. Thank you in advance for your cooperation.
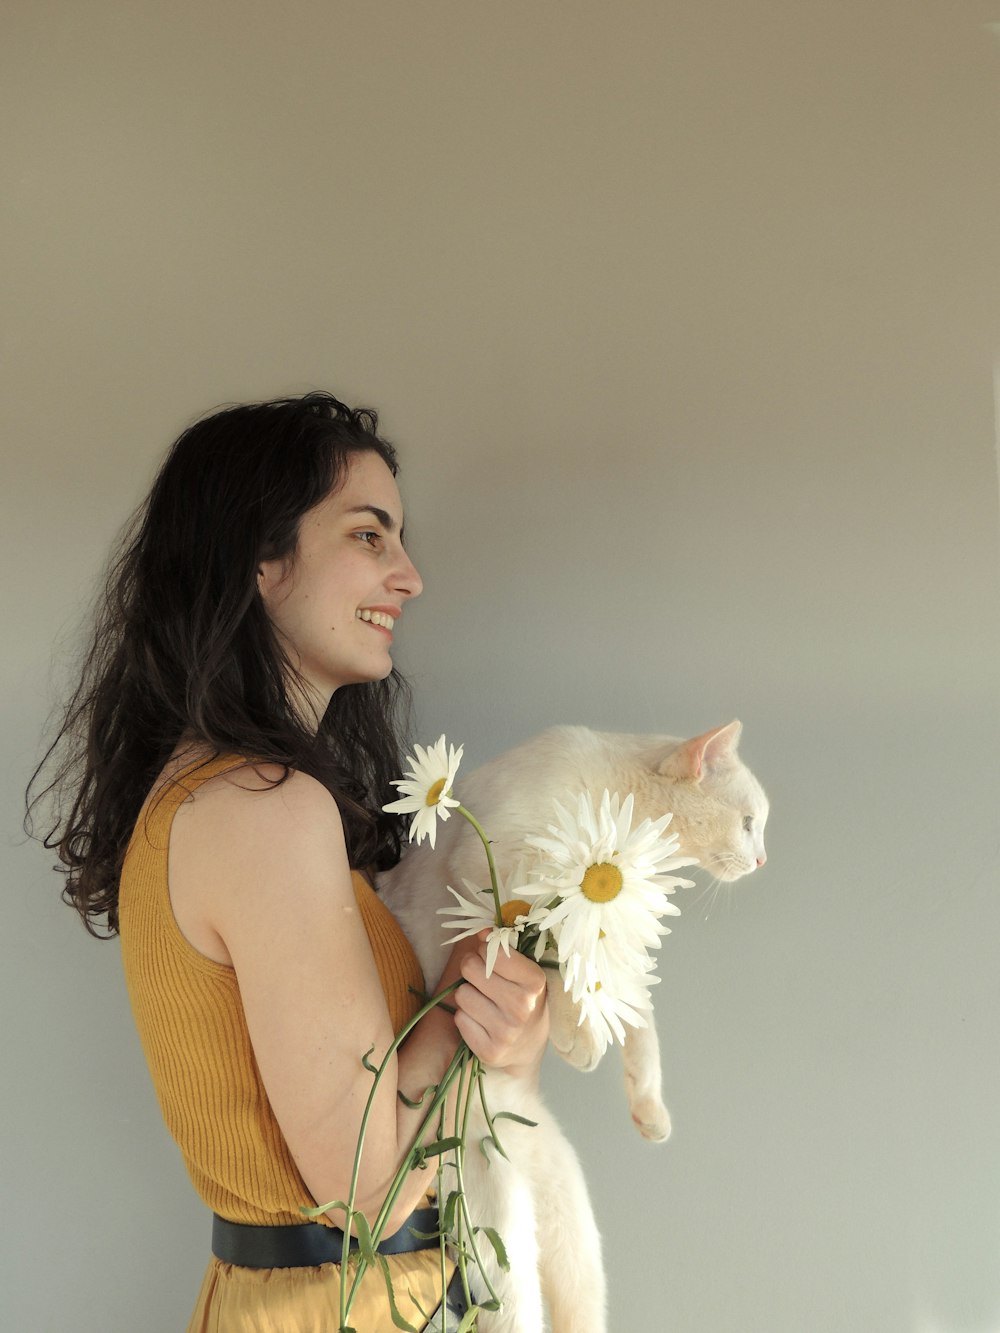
[659,720,743,781]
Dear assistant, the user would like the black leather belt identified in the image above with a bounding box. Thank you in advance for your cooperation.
[211,1206,440,1269]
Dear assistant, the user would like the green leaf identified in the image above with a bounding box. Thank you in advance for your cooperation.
[375,1253,420,1332]
[455,1305,481,1332]
[440,1189,460,1234]
[420,1135,463,1158]
[397,1084,435,1109]
[362,1045,379,1075]
[492,1111,539,1128]
[403,1225,442,1241]
[478,1134,506,1163]
[353,1212,378,1266]
[409,1291,432,1324]
[475,1226,510,1273]
[300,1198,348,1219]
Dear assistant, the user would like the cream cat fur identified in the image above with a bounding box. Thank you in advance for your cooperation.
[379,720,768,1333]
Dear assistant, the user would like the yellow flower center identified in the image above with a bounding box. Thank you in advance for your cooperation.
[500,899,531,927]
[425,778,448,807]
[580,862,623,903]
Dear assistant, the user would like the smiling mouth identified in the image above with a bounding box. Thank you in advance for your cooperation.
[357,609,396,632]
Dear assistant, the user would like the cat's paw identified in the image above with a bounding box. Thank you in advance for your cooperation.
[546,974,605,1071]
[627,1087,672,1142]
[550,1025,604,1073]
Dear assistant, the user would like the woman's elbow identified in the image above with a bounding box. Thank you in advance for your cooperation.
[341,1184,424,1242]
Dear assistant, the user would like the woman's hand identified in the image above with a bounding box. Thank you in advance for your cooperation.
[448,931,549,1081]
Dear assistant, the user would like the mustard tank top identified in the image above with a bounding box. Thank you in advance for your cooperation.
[118,754,425,1226]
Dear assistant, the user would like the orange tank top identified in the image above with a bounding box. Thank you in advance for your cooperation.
[118,754,425,1226]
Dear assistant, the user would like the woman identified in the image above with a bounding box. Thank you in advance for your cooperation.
[31,392,549,1331]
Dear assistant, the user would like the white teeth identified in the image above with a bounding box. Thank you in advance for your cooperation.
[358,609,396,630]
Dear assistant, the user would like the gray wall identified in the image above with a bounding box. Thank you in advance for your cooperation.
[4,4,999,1331]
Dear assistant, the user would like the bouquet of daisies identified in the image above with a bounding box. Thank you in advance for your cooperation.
[308,736,695,1331]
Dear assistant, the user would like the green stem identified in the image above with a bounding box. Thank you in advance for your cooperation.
[371,1044,466,1237]
[457,804,503,926]
[451,1057,475,1315]
[344,1043,467,1326]
[345,980,465,1207]
[300,978,463,1330]
[450,1053,473,1315]
[451,1056,502,1311]
[435,1099,448,1333]
[475,1064,506,1161]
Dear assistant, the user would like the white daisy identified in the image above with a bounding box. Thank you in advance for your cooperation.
[559,927,658,1007]
[563,928,664,1052]
[382,735,463,849]
[438,866,550,976]
[575,964,659,1052]
[523,789,697,980]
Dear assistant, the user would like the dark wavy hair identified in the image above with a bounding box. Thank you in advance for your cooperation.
[27,391,414,938]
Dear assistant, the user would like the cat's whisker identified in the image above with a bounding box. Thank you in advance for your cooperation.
[702,881,716,920]
[690,878,716,917]
[696,875,725,920]
[714,878,729,919]
[720,866,741,915]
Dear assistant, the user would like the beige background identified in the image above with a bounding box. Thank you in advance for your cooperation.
[4,3,1000,1330]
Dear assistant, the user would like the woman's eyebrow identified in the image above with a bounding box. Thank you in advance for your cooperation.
[345,504,397,533]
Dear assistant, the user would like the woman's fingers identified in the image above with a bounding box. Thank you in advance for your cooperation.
[453,933,548,1071]
[460,951,544,1024]
[478,936,549,992]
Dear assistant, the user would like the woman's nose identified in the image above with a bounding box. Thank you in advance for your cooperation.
[393,550,423,600]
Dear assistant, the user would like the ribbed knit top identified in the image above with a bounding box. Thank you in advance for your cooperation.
[118,754,425,1226]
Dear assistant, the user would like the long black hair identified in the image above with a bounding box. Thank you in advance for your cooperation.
[27,391,413,937]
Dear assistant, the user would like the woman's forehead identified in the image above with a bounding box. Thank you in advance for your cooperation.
[316,451,404,525]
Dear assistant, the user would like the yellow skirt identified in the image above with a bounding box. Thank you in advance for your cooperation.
[187,1249,454,1333]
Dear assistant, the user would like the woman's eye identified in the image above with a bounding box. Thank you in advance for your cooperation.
[355,530,381,547]
[742,816,754,832]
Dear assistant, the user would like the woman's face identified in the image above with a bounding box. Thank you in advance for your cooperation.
[257,450,423,717]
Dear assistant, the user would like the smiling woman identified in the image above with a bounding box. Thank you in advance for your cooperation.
[26,391,549,1333]
[258,450,423,720]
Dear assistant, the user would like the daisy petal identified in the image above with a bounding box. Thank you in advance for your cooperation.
[523,787,690,1045]
[383,735,464,846]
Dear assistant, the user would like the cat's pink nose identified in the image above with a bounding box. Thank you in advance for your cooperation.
[756,854,767,867]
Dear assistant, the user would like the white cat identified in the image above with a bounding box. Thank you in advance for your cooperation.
[379,720,768,1333]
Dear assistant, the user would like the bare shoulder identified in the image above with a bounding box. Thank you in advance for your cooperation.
[178,761,345,847]
[168,762,352,962]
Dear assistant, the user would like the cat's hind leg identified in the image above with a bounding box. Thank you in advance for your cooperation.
[531,1114,607,1333]
[462,1083,545,1333]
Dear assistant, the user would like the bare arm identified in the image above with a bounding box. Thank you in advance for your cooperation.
[170,765,547,1234]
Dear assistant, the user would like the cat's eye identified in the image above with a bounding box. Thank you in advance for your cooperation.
[742,816,754,831]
